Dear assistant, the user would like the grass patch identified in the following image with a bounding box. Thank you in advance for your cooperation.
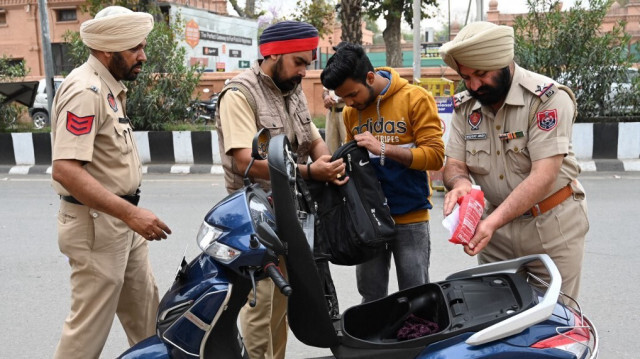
[313,115,326,129]
[161,122,216,131]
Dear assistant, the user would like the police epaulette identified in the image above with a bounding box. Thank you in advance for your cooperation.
[453,90,472,108]
[520,76,557,103]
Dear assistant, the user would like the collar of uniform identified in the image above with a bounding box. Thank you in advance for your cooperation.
[503,64,526,108]
[87,54,128,97]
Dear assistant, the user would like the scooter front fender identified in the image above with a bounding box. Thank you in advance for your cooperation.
[118,336,171,359]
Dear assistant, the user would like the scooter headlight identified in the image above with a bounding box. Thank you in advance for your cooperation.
[196,222,242,264]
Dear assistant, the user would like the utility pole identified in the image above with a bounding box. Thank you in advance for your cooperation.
[412,0,421,83]
[476,0,484,21]
[37,0,56,114]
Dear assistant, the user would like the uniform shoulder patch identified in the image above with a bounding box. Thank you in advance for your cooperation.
[536,109,558,131]
[453,90,473,108]
[66,112,95,136]
[520,75,558,103]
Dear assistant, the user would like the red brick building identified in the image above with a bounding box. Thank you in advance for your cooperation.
[0,0,227,79]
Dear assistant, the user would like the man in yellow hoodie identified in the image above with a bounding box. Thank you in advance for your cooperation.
[321,42,445,303]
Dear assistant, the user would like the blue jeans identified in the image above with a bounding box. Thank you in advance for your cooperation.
[356,221,431,303]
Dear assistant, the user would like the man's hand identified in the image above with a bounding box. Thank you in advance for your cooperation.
[353,131,381,154]
[443,157,473,216]
[462,217,497,256]
[125,206,172,241]
[323,94,336,109]
[443,183,472,216]
[309,154,346,183]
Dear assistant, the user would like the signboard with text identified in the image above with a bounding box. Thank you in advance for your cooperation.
[171,5,258,72]
[203,47,219,56]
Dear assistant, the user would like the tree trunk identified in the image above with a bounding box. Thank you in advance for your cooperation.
[245,0,255,18]
[340,0,362,44]
[228,0,246,17]
[383,14,402,67]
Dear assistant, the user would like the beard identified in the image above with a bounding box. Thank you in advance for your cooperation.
[467,67,512,106]
[272,57,302,92]
[351,83,377,111]
[110,52,142,81]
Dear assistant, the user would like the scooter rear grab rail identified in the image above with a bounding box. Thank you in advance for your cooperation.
[446,254,561,346]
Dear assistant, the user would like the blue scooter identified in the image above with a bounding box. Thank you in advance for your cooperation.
[119,131,599,359]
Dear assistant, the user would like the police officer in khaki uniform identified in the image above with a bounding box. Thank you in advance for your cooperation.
[440,22,588,300]
[51,6,171,358]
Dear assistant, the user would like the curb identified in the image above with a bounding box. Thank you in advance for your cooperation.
[3,161,640,176]
[2,124,640,172]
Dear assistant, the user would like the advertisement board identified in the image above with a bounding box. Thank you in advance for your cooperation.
[171,6,259,72]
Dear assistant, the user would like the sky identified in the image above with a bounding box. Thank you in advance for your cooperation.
[241,0,580,32]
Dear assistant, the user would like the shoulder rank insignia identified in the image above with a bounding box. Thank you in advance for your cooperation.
[107,92,118,112]
[454,91,472,108]
[66,112,95,136]
[520,75,558,103]
[468,109,483,131]
[535,83,557,102]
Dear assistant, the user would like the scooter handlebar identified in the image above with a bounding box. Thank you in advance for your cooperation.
[265,263,292,296]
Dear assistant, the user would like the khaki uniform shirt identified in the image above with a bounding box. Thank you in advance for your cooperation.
[446,65,581,208]
[51,55,141,196]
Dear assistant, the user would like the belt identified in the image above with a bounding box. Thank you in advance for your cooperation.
[523,183,573,217]
[61,189,140,207]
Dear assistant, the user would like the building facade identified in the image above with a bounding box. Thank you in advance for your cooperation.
[0,0,228,79]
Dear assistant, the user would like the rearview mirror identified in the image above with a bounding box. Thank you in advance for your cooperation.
[244,129,271,184]
[251,128,271,160]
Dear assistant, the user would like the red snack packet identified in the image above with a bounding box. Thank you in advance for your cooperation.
[449,188,485,245]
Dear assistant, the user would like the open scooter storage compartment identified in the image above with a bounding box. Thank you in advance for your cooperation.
[341,283,449,344]
[339,273,535,350]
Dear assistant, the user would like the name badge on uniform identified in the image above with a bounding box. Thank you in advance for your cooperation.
[465,133,487,140]
[468,110,482,130]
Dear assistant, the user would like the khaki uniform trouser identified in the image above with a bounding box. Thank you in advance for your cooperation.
[240,257,288,359]
[325,107,346,155]
[480,194,588,300]
[54,201,159,359]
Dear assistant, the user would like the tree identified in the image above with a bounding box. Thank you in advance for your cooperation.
[229,0,263,19]
[513,0,639,119]
[362,0,438,67]
[64,7,201,130]
[292,0,335,38]
[0,56,29,130]
[339,0,363,44]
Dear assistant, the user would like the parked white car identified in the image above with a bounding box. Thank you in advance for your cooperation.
[28,77,63,129]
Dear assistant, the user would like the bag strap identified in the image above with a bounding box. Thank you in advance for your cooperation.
[296,175,318,215]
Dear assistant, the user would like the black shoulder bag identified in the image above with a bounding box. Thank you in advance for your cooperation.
[307,141,396,265]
